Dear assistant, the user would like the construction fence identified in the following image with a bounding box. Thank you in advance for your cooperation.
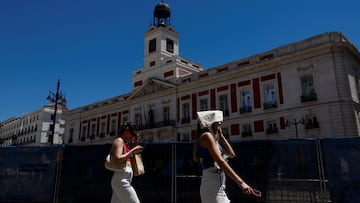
[0,138,359,203]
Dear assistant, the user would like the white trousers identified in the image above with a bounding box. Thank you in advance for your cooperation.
[110,165,140,203]
[200,167,230,203]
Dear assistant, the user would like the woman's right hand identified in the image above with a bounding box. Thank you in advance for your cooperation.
[131,145,144,154]
[239,182,261,197]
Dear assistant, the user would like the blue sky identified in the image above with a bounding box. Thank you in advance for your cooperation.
[1,0,359,122]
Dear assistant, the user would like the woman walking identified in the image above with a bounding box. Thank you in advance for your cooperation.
[195,110,260,203]
[110,123,144,203]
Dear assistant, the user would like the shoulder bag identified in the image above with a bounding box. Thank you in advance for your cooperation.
[131,153,145,176]
[104,147,126,172]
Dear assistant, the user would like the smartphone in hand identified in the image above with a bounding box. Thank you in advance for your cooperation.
[252,189,262,197]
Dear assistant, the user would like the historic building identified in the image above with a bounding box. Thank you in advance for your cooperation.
[63,2,360,146]
[0,104,67,146]
[2,2,360,146]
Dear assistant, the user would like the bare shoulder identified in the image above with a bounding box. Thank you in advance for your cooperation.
[113,137,124,146]
[199,132,215,147]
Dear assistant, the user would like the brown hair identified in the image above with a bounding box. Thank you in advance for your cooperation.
[119,123,138,137]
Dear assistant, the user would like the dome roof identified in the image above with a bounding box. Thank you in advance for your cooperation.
[154,2,171,18]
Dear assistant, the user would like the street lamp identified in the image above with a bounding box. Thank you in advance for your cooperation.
[46,79,66,145]
[286,117,305,139]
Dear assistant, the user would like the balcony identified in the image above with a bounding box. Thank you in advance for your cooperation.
[266,127,279,134]
[137,120,176,130]
[239,106,252,114]
[181,117,191,124]
[241,131,253,137]
[80,136,86,141]
[263,101,277,109]
[301,92,317,102]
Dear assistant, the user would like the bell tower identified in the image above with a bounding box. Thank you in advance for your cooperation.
[143,2,179,68]
[132,2,203,91]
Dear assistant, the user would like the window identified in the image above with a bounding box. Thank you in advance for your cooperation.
[241,124,252,137]
[110,119,117,136]
[135,113,142,127]
[301,75,317,102]
[356,74,360,96]
[240,90,252,113]
[222,127,229,139]
[305,115,320,129]
[149,38,156,53]
[100,121,106,137]
[264,85,277,109]
[181,103,190,124]
[200,98,208,111]
[90,124,96,139]
[163,107,170,121]
[265,85,276,102]
[166,38,174,53]
[182,133,190,142]
[301,75,315,95]
[81,126,86,141]
[266,120,278,134]
[122,116,128,124]
[219,94,229,116]
[69,128,74,143]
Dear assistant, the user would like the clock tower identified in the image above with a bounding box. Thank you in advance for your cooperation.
[132,2,203,90]
[143,2,179,69]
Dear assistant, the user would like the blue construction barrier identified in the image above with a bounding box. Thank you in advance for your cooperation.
[0,146,58,203]
[1,138,359,203]
[322,138,360,203]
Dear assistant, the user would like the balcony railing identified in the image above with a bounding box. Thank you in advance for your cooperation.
[301,92,317,102]
[181,117,191,124]
[239,106,252,114]
[263,101,277,109]
[266,127,279,134]
[137,120,176,130]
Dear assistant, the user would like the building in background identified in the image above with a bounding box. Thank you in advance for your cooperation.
[0,104,67,146]
[64,2,360,146]
[1,2,360,146]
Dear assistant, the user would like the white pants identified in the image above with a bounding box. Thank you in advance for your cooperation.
[200,167,230,203]
[110,165,140,203]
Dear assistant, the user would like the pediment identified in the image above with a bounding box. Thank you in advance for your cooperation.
[128,79,175,100]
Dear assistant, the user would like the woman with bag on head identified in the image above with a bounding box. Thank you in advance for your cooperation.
[109,123,144,203]
[194,110,261,203]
